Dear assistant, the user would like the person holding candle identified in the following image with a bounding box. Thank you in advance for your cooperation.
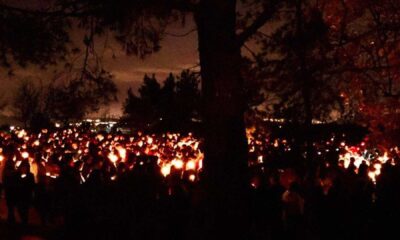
[16,160,35,225]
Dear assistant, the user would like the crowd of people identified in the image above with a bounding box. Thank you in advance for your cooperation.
[0,126,399,239]
[250,156,400,240]
[0,127,203,238]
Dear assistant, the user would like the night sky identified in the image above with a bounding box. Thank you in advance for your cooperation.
[0,1,262,119]
[0,6,198,117]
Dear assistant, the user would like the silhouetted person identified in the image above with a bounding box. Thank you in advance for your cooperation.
[265,172,285,240]
[348,160,373,239]
[0,155,4,198]
[16,161,35,225]
[347,157,356,175]
[375,162,400,238]
[282,182,304,240]
[34,155,51,225]
[3,159,18,223]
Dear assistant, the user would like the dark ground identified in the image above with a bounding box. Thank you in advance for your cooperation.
[0,196,59,240]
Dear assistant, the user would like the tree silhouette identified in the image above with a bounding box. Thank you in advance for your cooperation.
[12,80,41,127]
[159,73,176,122]
[2,1,400,237]
[243,0,400,152]
[330,0,400,148]
[175,70,200,122]
[0,9,69,68]
[11,70,117,128]
[125,74,162,128]
[123,70,200,131]
[0,0,300,237]
[123,87,145,126]
[44,68,117,122]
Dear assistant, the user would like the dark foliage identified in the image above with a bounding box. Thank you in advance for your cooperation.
[123,70,200,131]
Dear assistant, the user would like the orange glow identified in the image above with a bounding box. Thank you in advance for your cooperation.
[108,153,118,163]
[21,152,29,159]
[6,127,204,182]
[96,134,104,141]
[33,140,40,146]
[161,164,171,177]
[172,159,184,169]
[117,146,127,161]
[189,174,196,182]
[186,160,196,170]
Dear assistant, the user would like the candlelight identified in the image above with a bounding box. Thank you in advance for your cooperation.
[117,146,127,160]
[96,134,104,141]
[21,152,29,159]
[161,164,171,177]
[378,152,389,163]
[186,160,196,170]
[17,130,26,138]
[189,174,196,182]
[108,153,118,163]
[172,159,184,169]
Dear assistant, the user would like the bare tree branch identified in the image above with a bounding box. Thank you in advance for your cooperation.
[164,28,197,37]
[0,2,92,18]
[236,0,280,46]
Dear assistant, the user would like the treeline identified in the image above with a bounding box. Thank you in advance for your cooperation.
[122,70,201,132]
[11,70,117,130]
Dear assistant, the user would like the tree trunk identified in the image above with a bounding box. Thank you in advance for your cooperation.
[195,0,250,239]
[296,0,315,176]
